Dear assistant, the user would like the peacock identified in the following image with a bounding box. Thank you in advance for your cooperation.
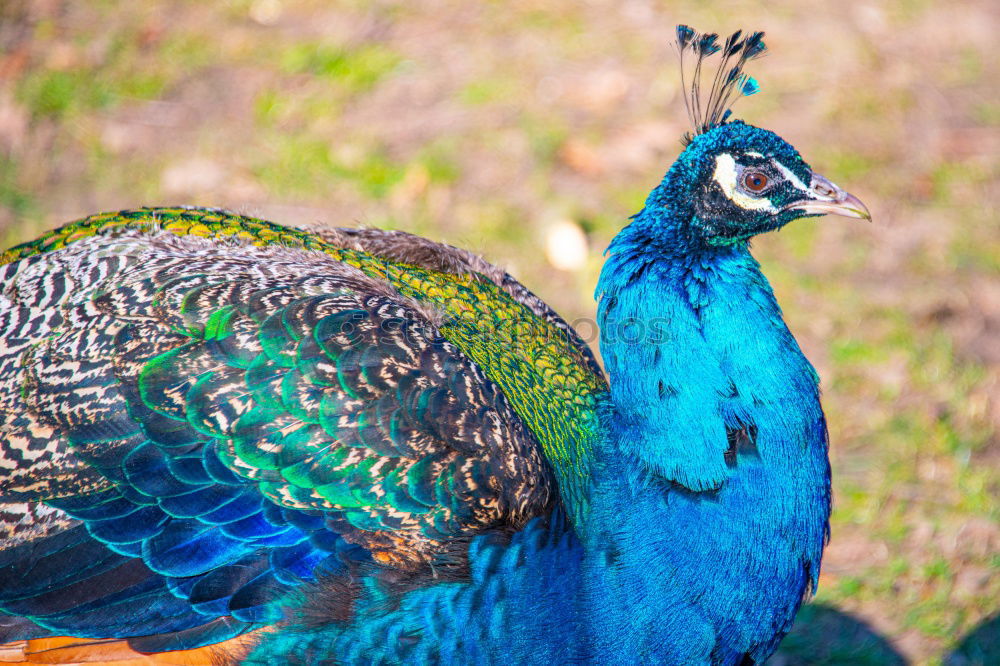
[0,26,870,664]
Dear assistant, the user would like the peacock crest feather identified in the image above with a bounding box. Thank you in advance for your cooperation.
[675,25,768,144]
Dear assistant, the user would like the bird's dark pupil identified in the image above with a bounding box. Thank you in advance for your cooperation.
[745,172,767,191]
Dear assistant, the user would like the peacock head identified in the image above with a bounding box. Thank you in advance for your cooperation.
[648,26,870,247]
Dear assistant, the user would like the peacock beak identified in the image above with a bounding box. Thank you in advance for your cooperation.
[783,173,872,221]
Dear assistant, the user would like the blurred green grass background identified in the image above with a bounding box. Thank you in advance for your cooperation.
[0,1,996,663]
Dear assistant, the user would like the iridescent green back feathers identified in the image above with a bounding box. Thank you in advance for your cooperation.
[1,207,608,558]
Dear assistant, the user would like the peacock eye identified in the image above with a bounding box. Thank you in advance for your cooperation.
[743,171,769,193]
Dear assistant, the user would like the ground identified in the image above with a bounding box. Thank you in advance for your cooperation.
[0,1,997,664]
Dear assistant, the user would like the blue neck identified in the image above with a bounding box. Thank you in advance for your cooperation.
[583,202,831,659]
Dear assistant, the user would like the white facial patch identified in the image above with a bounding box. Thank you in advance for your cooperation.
[712,153,778,212]
[772,159,809,192]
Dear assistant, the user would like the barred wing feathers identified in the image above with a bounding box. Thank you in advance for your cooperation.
[0,208,607,654]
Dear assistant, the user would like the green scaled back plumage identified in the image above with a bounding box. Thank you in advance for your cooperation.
[0,204,606,654]
[2,207,606,517]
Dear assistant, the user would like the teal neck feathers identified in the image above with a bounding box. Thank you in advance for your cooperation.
[582,178,832,658]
